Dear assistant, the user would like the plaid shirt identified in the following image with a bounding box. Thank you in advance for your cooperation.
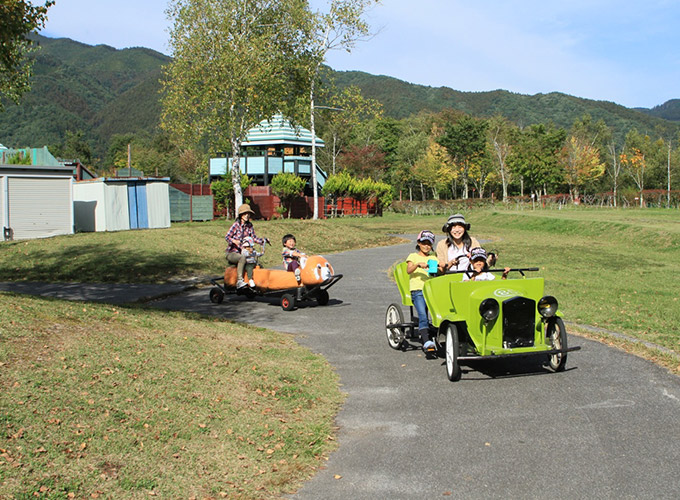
[225,220,264,253]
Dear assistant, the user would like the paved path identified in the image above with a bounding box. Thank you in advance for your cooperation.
[149,241,680,499]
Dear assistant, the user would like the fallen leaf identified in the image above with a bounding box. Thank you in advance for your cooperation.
[334,474,342,480]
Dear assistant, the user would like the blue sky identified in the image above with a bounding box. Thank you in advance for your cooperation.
[41,0,680,109]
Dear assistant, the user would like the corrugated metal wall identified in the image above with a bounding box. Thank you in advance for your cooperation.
[6,176,73,239]
[169,186,213,221]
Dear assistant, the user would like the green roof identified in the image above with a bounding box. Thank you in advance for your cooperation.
[243,113,324,147]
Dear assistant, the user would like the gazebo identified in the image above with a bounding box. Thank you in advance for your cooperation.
[209,114,327,195]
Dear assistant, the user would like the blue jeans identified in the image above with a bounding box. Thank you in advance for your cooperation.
[410,290,429,339]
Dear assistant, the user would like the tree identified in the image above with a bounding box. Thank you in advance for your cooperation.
[394,118,429,201]
[487,115,515,201]
[508,123,566,198]
[437,114,489,199]
[305,0,379,219]
[558,135,605,203]
[620,129,650,207]
[317,84,382,175]
[338,143,387,179]
[270,172,306,218]
[412,139,455,200]
[0,0,53,111]
[161,0,310,213]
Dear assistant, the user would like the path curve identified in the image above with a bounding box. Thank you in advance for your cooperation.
[152,241,680,499]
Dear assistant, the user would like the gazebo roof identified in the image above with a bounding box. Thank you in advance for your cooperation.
[243,114,324,147]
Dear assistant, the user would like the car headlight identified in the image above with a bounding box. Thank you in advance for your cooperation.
[538,296,558,318]
[479,298,499,322]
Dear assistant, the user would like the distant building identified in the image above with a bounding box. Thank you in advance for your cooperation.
[209,114,328,194]
[1,163,74,241]
[73,177,171,232]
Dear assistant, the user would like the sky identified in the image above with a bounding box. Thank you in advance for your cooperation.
[40,0,680,109]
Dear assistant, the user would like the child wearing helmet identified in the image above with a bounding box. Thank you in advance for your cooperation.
[240,236,258,287]
[463,247,510,282]
[406,230,438,355]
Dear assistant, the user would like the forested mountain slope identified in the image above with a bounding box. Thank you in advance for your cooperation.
[0,35,676,161]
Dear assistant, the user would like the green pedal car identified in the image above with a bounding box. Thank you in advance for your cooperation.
[385,262,581,381]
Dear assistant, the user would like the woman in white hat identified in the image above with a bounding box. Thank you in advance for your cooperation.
[435,213,481,273]
[225,204,266,288]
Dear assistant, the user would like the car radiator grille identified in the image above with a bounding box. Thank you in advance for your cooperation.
[502,296,535,348]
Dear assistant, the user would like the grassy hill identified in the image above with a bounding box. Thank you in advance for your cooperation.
[0,34,677,164]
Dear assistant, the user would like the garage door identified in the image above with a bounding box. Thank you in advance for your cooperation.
[8,177,73,239]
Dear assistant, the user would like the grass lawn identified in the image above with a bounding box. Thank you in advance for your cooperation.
[1,207,679,496]
[1,295,343,498]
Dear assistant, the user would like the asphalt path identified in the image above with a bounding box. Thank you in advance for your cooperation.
[148,240,680,499]
[3,241,678,498]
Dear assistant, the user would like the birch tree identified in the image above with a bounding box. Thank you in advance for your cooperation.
[487,115,515,201]
[305,0,379,219]
[161,0,310,211]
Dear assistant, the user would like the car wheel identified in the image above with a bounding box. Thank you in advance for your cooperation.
[209,287,224,304]
[385,303,406,349]
[547,317,568,372]
[281,293,295,311]
[445,324,461,381]
[317,289,330,306]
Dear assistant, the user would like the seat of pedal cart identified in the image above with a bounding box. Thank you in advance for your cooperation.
[393,262,413,307]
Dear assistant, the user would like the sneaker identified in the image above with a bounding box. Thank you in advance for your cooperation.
[294,268,301,282]
[248,279,256,288]
[236,279,247,289]
[423,340,436,353]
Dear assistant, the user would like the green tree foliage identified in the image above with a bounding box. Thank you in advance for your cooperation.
[322,171,392,211]
[270,172,306,218]
[161,0,311,209]
[508,123,566,197]
[0,0,53,110]
[321,171,353,198]
[6,151,31,164]
[437,114,489,199]
[211,174,251,212]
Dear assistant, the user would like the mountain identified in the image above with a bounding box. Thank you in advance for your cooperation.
[331,71,680,142]
[0,34,677,164]
[639,99,680,122]
[0,34,169,159]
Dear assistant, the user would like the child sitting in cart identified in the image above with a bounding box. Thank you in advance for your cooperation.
[406,230,438,355]
[241,237,258,288]
[282,233,306,283]
[463,247,510,281]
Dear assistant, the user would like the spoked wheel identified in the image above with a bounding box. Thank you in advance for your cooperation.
[547,317,568,372]
[281,293,295,311]
[385,303,406,349]
[209,287,224,304]
[445,324,461,381]
[316,289,330,306]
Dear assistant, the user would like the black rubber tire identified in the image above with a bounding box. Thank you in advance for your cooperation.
[317,289,330,306]
[209,287,224,304]
[281,293,295,311]
[547,317,568,372]
[385,303,406,350]
[445,324,461,381]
